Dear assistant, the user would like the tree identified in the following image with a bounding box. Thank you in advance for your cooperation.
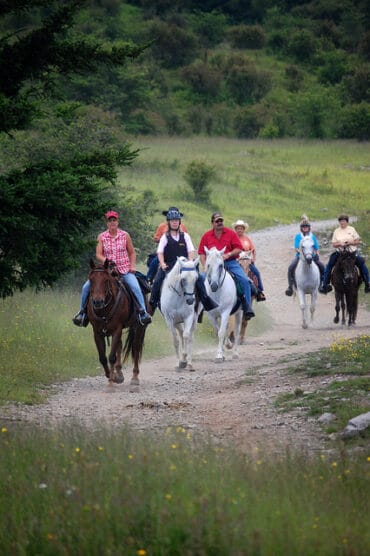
[0,0,149,298]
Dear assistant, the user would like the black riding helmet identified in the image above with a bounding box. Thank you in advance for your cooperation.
[166,209,182,221]
[300,220,311,231]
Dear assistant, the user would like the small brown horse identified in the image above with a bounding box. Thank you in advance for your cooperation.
[87,259,148,387]
[332,248,360,326]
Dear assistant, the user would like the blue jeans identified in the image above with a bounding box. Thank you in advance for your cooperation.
[225,259,252,304]
[249,262,263,291]
[146,253,159,282]
[80,272,147,312]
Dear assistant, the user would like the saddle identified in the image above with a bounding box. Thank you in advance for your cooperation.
[135,270,151,295]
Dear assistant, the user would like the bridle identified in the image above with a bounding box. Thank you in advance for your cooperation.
[89,268,123,328]
[170,265,197,299]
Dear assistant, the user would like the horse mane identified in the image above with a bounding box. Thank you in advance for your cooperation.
[166,257,187,288]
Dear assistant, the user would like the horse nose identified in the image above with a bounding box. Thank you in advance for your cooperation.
[186,298,194,305]
[210,282,218,292]
[93,299,105,309]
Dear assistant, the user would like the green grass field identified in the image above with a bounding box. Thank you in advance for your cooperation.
[1,138,369,554]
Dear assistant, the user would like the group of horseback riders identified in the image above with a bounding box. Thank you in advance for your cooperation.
[285,214,369,297]
[72,208,369,328]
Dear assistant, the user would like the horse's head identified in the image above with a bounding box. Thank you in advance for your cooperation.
[178,257,199,305]
[300,236,315,265]
[337,250,357,286]
[88,259,116,310]
[205,246,226,292]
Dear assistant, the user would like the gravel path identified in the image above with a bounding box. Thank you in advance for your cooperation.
[2,219,369,453]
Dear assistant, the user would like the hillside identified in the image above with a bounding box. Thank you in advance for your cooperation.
[65,0,370,140]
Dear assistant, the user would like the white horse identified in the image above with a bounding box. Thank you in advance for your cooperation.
[203,246,242,362]
[295,236,320,329]
[160,256,200,370]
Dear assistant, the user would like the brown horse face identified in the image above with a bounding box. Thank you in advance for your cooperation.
[89,268,113,310]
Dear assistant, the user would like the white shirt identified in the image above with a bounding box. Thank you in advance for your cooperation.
[157,231,195,254]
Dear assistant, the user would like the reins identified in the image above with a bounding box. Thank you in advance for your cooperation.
[169,265,197,297]
[89,269,125,336]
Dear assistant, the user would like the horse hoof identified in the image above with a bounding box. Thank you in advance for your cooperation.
[232,353,239,360]
[333,316,339,324]
[113,370,124,384]
[187,364,195,372]
[302,323,308,329]
[178,361,187,369]
[214,356,225,363]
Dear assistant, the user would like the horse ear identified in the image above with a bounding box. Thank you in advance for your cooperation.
[204,246,209,256]
[220,246,226,255]
[193,256,200,267]
[90,258,95,269]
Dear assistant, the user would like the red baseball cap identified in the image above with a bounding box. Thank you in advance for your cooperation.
[105,210,119,219]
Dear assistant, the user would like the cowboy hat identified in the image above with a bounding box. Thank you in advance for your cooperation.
[232,219,249,230]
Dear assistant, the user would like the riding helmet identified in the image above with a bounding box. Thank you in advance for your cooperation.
[166,209,182,221]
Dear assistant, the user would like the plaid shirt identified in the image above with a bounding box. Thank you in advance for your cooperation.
[101,229,130,274]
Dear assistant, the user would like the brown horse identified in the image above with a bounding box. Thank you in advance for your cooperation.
[87,259,148,387]
[331,248,360,326]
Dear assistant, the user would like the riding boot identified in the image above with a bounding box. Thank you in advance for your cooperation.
[72,309,89,327]
[195,276,218,311]
[149,268,165,312]
[241,296,255,321]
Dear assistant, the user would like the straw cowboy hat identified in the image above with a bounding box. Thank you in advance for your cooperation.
[232,219,249,230]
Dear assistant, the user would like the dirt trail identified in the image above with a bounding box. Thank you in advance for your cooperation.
[2,220,369,453]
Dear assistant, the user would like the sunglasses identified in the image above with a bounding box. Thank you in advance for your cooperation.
[214,218,224,223]
[108,217,117,221]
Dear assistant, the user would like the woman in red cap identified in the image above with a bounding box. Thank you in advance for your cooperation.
[73,210,152,326]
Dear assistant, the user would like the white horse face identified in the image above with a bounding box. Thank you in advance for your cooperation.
[178,259,198,305]
[205,247,225,292]
[300,237,314,265]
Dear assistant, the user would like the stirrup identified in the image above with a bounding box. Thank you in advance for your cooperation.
[72,311,89,327]
[256,291,266,302]
[138,310,152,326]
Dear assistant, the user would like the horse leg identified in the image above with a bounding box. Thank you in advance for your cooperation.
[175,322,187,369]
[298,290,308,329]
[226,314,236,349]
[240,317,248,344]
[310,290,318,323]
[334,293,340,324]
[108,329,123,385]
[215,313,230,362]
[231,309,243,360]
[113,336,124,384]
[93,329,110,380]
[340,295,346,325]
[183,315,197,370]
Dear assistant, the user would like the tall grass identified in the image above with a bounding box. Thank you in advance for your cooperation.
[1,424,369,555]
[120,137,370,243]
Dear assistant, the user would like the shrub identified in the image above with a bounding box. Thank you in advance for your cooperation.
[336,102,370,140]
[285,64,305,92]
[188,10,228,48]
[227,24,266,49]
[287,29,317,62]
[317,51,348,85]
[144,19,198,68]
[342,65,370,103]
[225,60,272,104]
[183,159,215,202]
[180,62,222,99]
[234,106,265,138]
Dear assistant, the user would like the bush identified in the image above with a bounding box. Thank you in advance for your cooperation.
[287,29,317,62]
[336,102,370,140]
[234,106,265,138]
[144,19,198,68]
[183,159,215,202]
[342,65,370,103]
[225,60,272,104]
[180,62,222,99]
[227,24,266,49]
[285,64,305,92]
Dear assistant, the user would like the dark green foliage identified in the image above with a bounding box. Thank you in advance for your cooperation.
[227,24,266,49]
[342,65,370,103]
[144,18,198,68]
[180,62,222,100]
[225,56,272,104]
[0,149,137,297]
[337,102,370,140]
[0,0,150,298]
[183,160,215,203]
[287,29,318,62]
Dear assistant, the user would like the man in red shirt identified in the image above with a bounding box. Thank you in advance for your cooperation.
[198,212,255,320]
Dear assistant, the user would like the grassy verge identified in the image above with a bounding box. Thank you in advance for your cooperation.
[1,424,369,555]
[275,335,370,435]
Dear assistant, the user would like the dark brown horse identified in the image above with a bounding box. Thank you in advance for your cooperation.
[87,259,148,388]
[332,248,360,326]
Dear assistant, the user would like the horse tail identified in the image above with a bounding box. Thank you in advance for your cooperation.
[121,325,145,365]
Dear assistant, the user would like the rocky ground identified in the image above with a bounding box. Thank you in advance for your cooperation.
[2,219,369,454]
